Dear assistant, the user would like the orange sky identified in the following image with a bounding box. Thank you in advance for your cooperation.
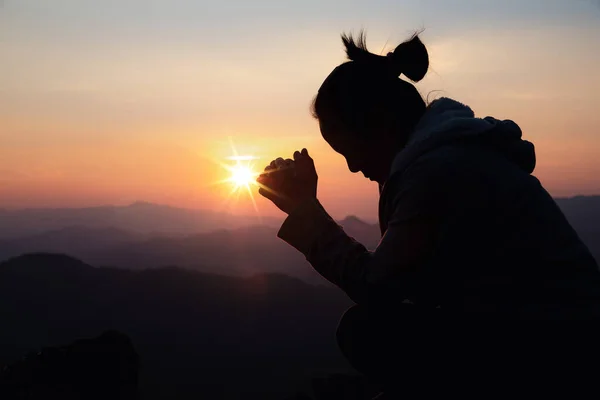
[1,1,599,221]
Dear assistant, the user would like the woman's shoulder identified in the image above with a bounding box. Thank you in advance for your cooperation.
[382,142,533,211]
[404,140,530,183]
[391,143,480,187]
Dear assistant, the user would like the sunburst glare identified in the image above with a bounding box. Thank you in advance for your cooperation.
[225,162,259,190]
[208,139,265,216]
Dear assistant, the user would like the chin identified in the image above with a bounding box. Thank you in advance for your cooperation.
[361,170,379,182]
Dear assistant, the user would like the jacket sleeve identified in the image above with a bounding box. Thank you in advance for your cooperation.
[277,165,442,305]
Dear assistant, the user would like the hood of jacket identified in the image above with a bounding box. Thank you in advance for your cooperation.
[389,97,536,178]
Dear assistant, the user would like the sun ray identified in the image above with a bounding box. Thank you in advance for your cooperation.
[209,139,265,214]
[255,180,286,200]
[245,182,261,221]
[228,136,239,160]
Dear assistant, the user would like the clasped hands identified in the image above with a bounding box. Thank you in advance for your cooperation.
[256,149,318,214]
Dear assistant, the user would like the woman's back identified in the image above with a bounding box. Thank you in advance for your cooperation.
[409,141,600,318]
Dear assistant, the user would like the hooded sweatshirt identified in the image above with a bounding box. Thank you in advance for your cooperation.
[278,98,600,319]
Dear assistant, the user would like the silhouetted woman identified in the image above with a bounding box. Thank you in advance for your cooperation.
[257,32,600,398]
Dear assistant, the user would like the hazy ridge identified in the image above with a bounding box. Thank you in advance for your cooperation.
[0,197,597,281]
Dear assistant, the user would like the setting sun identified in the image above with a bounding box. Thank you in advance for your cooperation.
[229,164,258,189]
[210,142,263,214]
[218,157,261,214]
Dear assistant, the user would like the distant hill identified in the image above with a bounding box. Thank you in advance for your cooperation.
[0,253,355,400]
[0,225,324,283]
[0,196,597,283]
[89,225,321,281]
[554,196,600,262]
[88,217,380,283]
[0,202,282,239]
[338,216,380,250]
[0,212,381,284]
[0,226,146,262]
[555,196,600,220]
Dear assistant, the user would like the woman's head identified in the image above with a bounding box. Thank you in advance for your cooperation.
[312,32,429,183]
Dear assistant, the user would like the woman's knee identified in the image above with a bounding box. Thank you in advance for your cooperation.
[335,305,372,375]
[336,305,366,347]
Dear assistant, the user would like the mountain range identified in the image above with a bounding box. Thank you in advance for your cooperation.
[1,196,599,398]
[0,201,283,239]
[0,197,597,282]
[0,205,381,284]
[0,253,360,399]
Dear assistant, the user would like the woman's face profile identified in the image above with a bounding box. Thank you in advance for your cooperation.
[320,120,384,182]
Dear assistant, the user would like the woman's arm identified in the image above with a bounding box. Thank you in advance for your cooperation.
[278,168,442,305]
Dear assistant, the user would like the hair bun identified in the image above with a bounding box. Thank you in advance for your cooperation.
[341,31,429,82]
[388,34,429,82]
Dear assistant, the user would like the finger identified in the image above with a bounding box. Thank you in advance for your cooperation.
[293,151,301,161]
[256,174,268,184]
[258,187,278,202]
[258,186,287,202]
[296,149,314,166]
[296,148,312,162]
[281,159,295,175]
[269,160,277,169]
[275,157,286,169]
[257,172,278,187]
[303,148,314,164]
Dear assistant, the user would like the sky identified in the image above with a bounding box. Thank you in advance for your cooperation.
[1,0,599,221]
